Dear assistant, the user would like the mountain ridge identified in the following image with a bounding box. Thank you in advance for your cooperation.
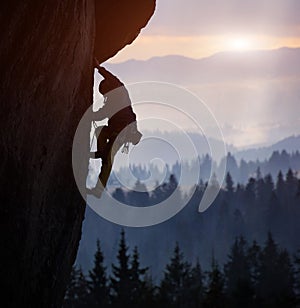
[102,47,300,149]
[234,134,300,161]
[105,47,300,84]
[110,46,300,64]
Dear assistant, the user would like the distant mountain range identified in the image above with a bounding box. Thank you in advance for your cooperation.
[105,47,300,84]
[112,132,300,168]
[234,134,300,161]
[102,47,300,150]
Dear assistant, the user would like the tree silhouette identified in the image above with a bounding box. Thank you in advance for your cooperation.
[112,187,126,203]
[159,243,192,308]
[64,265,89,308]
[130,246,150,307]
[188,260,205,308]
[256,232,279,304]
[110,229,131,307]
[64,231,300,307]
[256,232,295,307]
[276,170,285,204]
[204,256,226,308]
[127,180,149,206]
[150,174,179,205]
[76,268,90,308]
[276,249,296,306]
[225,172,234,194]
[64,266,80,308]
[224,236,253,307]
[247,240,261,294]
[88,239,109,307]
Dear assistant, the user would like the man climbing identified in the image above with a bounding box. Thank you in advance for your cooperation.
[88,60,142,197]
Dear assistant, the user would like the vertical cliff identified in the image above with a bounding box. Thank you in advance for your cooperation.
[0,1,155,307]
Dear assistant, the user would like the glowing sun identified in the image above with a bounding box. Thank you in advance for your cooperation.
[227,37,254,51]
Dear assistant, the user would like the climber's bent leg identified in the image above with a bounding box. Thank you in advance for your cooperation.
[94,126,109,159]
[97,134,123,187]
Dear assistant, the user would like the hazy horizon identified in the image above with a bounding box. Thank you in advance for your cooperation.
[109,45,300,64]
[99,47,300,148]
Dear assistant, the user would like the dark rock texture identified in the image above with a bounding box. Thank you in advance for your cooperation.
[0,1,155,307]
[94,0,156,63]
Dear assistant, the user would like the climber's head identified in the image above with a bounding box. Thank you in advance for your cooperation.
[99,78,123,96]
[99,80,112,95]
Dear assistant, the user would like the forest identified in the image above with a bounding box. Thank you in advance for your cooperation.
[111,150,300,186]
[65,230,300,308]
[71,160,300,307]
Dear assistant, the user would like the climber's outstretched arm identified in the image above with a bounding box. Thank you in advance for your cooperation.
[92,105,108,121]
[94,58,123,86]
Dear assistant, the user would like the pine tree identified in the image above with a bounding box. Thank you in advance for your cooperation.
[225,172,234,194]
[127,180,149,206]
[110,229,132,308]
[263,174,274,204]
[276,249,295,306]
[204,257,226,308]
[256,232,279,304]
[88,239,109,307]
[113,187,126,203]
[159,243,192,308]
[285,169,298,211]
[188,260,205,308]
[130,246,149,307]
[151,174,180,205]
[276,170,285,204]
[244,177,256,219]
[224,237,253,308]
[76,267,90,308]
[247,240,261,291]
[143,273,158,308]
[286,169,297,193]
[64,266,80,308]
[63,265,89,308]
[256,232,295,307]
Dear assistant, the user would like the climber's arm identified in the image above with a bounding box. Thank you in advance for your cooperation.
[99,67,123,86]
[92,104,108,121]
[94,58,123,86]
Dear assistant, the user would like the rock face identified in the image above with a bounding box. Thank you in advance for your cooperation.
[94,0,156,63]
[0,1,155,307]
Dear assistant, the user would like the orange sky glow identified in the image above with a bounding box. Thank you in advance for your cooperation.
[109,34,300,63]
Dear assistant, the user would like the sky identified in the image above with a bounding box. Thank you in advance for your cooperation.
[111,0,300,62]
[104,0,300,148]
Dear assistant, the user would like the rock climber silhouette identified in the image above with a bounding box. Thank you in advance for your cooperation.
[88,59,142,197]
